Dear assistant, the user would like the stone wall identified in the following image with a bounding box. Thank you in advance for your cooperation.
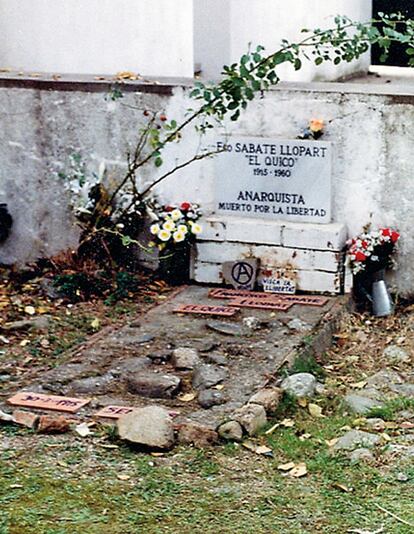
[0,76,413,295]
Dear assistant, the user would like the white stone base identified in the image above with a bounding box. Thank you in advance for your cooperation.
[192,217,348,294]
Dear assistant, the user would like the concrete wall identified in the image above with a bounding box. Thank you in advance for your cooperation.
[194,0,372,81]
[0,77,413,294]
[0,0,194,77]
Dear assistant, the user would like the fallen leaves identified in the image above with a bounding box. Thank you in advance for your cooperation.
[242,441,273,457]
[178,393,196,402]
[277,461,308,477]
[308,403,324,418]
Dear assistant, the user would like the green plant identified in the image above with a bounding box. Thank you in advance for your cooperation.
[367,397,414,420]
[59,13,414,269]
[289,351,325,379]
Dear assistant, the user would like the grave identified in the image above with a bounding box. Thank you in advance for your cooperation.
[192,136,347,294]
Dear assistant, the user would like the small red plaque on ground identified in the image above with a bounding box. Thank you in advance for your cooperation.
[173,304,239,316]
[7,392,91,413]
[209,288,329,307]
[94,405,136,419]
[209,288,274,300]
[227,297,292,311]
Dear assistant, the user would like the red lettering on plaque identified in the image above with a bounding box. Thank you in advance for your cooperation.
[7,392,91,413]
[209,288,328,307]
[227,297,292,311]
[94,405,136,419]
[173,304,239,316]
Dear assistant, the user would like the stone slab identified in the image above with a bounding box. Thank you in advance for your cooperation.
[197,242,339,271]
[173,304,239,317]
[7,392,91,413]
[199,218,347,252]
[222,258,259,290]
[94,405,136,419]
[215,137,332,223]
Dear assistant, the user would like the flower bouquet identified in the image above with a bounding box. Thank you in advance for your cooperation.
[147,201,202,285]
[347,227,400,309]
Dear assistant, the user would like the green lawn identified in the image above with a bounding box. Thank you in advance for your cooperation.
[1,411,413,534]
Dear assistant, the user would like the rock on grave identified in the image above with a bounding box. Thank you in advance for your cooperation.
[281,373,317,398]
[198,389,226,409]
[249,387,282,413]
[343,394,383,415]
[204,352,228,366]
[113,357,152,373]
[206,320,247,337]
[12,410,39,429]
[117,406,175,449]
[232,403,267,436]
[37,415,71,434]
[177,422,219,448]
[222,259,259,291]
[383,345,410,363]
[67,373,116,395]
[217,421,243,441]
[349,448,375,464]
[333,430,381,451]
[171,348,200,370]
[192,364,228,390]
[126,372,181,399]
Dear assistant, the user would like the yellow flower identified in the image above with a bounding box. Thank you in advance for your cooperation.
[171,209,182,221]
[163,220,175,232]
[148,241,156,248]
[173,231,186,243]
[190,223,202,235]
[158,229,172,242]
[150,223,160,235]
[177,224,188,234]
[309,118,324,133]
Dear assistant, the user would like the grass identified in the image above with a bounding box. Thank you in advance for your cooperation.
[367,397,414,420]
[1,408,414,534]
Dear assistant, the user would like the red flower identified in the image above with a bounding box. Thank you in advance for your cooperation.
[355,251,367,262]
[180,202,191,211]
[391,231,400,243]
[381,228,391,238]
[361,240,368,249]
[164,205,173,212]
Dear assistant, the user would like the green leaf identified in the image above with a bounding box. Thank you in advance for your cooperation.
[154,157,163,167]
[315,57,323,65]
[121,235,132,246]
[230,109,240,121]
[294,58,302,71]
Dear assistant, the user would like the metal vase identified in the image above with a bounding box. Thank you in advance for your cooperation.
[371,279,393,317]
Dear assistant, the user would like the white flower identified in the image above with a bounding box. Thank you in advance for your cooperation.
[177,224,188,234]
[173,231,186,243]
[171,209,182,221]
[150,223,160,235]
[163,220,175,232]
[158,229,172,242]
[190,223,202,235]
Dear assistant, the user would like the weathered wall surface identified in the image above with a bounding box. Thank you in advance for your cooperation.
[0,0,194,77]
[0,77,413,294]
[194,0,371,81]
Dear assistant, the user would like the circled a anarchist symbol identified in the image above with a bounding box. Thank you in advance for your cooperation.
[231,262,254,285]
